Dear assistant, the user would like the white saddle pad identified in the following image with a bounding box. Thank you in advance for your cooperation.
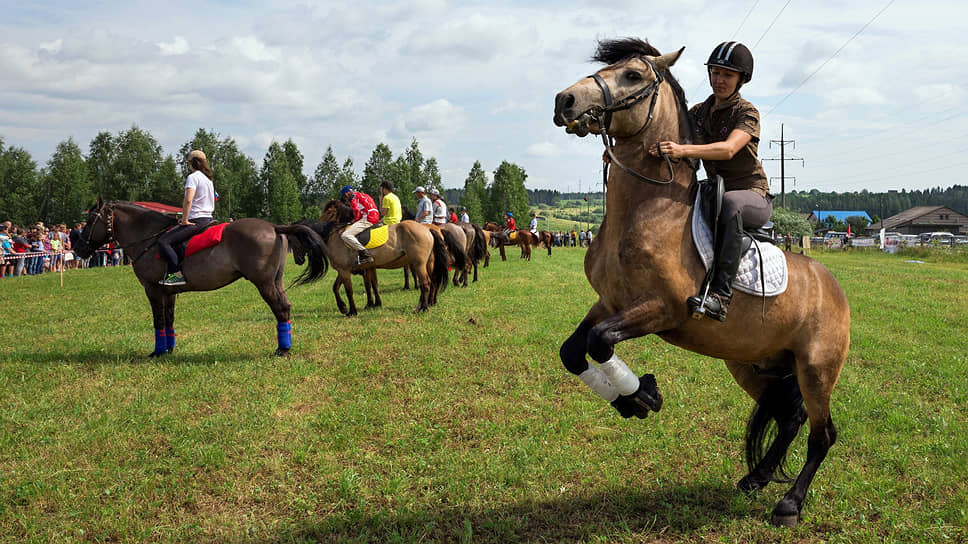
[691,191,788,297]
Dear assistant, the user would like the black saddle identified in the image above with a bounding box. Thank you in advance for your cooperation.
[697,175,774,253]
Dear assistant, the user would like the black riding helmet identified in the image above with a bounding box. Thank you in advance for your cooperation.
[706,41,754,83]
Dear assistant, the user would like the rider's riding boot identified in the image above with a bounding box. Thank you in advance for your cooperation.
[689,214,744,322]
[357,249,374,265]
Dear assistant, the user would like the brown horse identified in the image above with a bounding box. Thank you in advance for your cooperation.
[73,198,330,357]
[483,222,533,261]
[533,230,554,256]
[448,222,488,286]
[553,38,849,527]
[294,201,451,315]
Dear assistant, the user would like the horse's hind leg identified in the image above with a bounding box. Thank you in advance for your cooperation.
[726,360,807,494]
[769,349,843,527]
[255,280,292,356]
[365,269,382,308]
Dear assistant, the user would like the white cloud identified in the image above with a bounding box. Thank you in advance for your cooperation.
[527,142,558,158]
[157,36,189,56]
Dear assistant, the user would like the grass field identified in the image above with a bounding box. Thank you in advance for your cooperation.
[1,247,966,543]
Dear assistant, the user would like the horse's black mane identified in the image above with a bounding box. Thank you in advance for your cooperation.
[111,201,178,227]
[591,37,693,145]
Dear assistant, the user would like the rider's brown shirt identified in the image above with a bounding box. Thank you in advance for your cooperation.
[689,93,770,196]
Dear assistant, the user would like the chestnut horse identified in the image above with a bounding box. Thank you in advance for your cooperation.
[553,38,849,527]
[482,222,534,261]
[74,199,329,357]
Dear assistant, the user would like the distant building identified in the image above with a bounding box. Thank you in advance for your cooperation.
[864,205,968,236]
[808,210,873,224]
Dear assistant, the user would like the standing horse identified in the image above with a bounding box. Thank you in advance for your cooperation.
[446,222,487,287]
[73,198,329,357]
[483,222,533,261]
[294,202,451,315]
[553,38,849,527]
[533,230,554,256]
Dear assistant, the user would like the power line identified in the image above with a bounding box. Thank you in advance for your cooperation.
[751,0,793,50]
[730,0,760,41]
[764,0,897,117]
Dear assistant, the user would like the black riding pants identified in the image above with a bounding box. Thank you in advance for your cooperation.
[158,217,212,273]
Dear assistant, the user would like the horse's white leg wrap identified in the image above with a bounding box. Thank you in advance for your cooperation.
[599,354,640,396]
[579,366,619,402]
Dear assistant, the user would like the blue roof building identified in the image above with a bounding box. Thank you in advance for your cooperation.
[810,210,872,223]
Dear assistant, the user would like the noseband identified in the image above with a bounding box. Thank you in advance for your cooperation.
[589,58,675,186]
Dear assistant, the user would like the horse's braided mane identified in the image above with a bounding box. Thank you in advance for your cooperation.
[591,37,693,145]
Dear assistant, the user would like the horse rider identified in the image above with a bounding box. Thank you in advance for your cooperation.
[529,211,538,234]
[158,149,216,286]
[430,187,448,225]
[413,186,433,224]
[503,212,516,236]
[379,179,402,225]
[339,185,380,266]
[650,41,772,322]
[460,206,470,223]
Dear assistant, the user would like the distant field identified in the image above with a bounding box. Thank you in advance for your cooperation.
[0,248,965,543]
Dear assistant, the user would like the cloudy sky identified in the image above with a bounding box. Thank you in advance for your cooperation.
[1,0,965,196]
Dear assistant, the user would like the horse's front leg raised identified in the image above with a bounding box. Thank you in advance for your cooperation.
[560,302,664,419]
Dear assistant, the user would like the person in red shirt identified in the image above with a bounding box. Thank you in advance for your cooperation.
[340,185,380,265]
[503,212,516,235]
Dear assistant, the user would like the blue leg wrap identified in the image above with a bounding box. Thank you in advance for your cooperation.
[165,327,176,352]
[153,329,167,355]
[277,321,292,350]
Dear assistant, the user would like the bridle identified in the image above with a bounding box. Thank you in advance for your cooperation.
[80,202,172,264]
[589,57,676,186]
[80,204,115,249]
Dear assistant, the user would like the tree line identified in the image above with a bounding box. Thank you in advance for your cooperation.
[0,128,535,228]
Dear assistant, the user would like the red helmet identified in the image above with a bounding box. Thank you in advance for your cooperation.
[706,42,753,83]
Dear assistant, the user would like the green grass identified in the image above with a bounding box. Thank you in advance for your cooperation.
[0,248,966,543]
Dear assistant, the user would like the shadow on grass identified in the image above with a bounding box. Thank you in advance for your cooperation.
[6,348,268,366]
[250,480,760,543]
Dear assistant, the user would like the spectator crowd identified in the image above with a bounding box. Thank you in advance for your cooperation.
[0,220,123,278]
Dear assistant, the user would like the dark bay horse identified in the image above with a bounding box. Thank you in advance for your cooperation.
[553,38,849,527]
[73,198,329,357]
[293,201,451,315]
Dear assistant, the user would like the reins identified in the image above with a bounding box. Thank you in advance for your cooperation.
[590,58,677,187]
[83,203,173,264]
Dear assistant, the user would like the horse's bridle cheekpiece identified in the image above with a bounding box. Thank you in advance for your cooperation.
[590,57,676,186]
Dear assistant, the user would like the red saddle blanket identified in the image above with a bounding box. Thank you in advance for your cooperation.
[185,223,227,257]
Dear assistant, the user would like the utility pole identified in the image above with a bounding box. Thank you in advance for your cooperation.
[761,123,803,208]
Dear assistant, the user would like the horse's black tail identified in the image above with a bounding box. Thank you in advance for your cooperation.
[440,227,468,272]
[430,230,450,291]
[277,224,329,286]
[469,224,487,265]
[745,372,805,484]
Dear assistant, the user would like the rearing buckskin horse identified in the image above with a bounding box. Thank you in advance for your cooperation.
[73,198,330,357]
[553,38,849,527]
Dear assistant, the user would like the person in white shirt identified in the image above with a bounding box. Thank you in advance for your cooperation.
[460,207,470,223]
[529,211,538,234]
[430,187,448,225]
[158,150,216,286]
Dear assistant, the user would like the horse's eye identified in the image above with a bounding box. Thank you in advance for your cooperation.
[625,71,642,82]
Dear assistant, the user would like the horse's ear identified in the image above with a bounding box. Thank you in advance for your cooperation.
[654,46,685,71]
[97,195,104,208]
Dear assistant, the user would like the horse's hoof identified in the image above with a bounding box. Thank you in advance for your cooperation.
[771,512,799,528]
[274,348,290,357]
[771,500,800,527]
